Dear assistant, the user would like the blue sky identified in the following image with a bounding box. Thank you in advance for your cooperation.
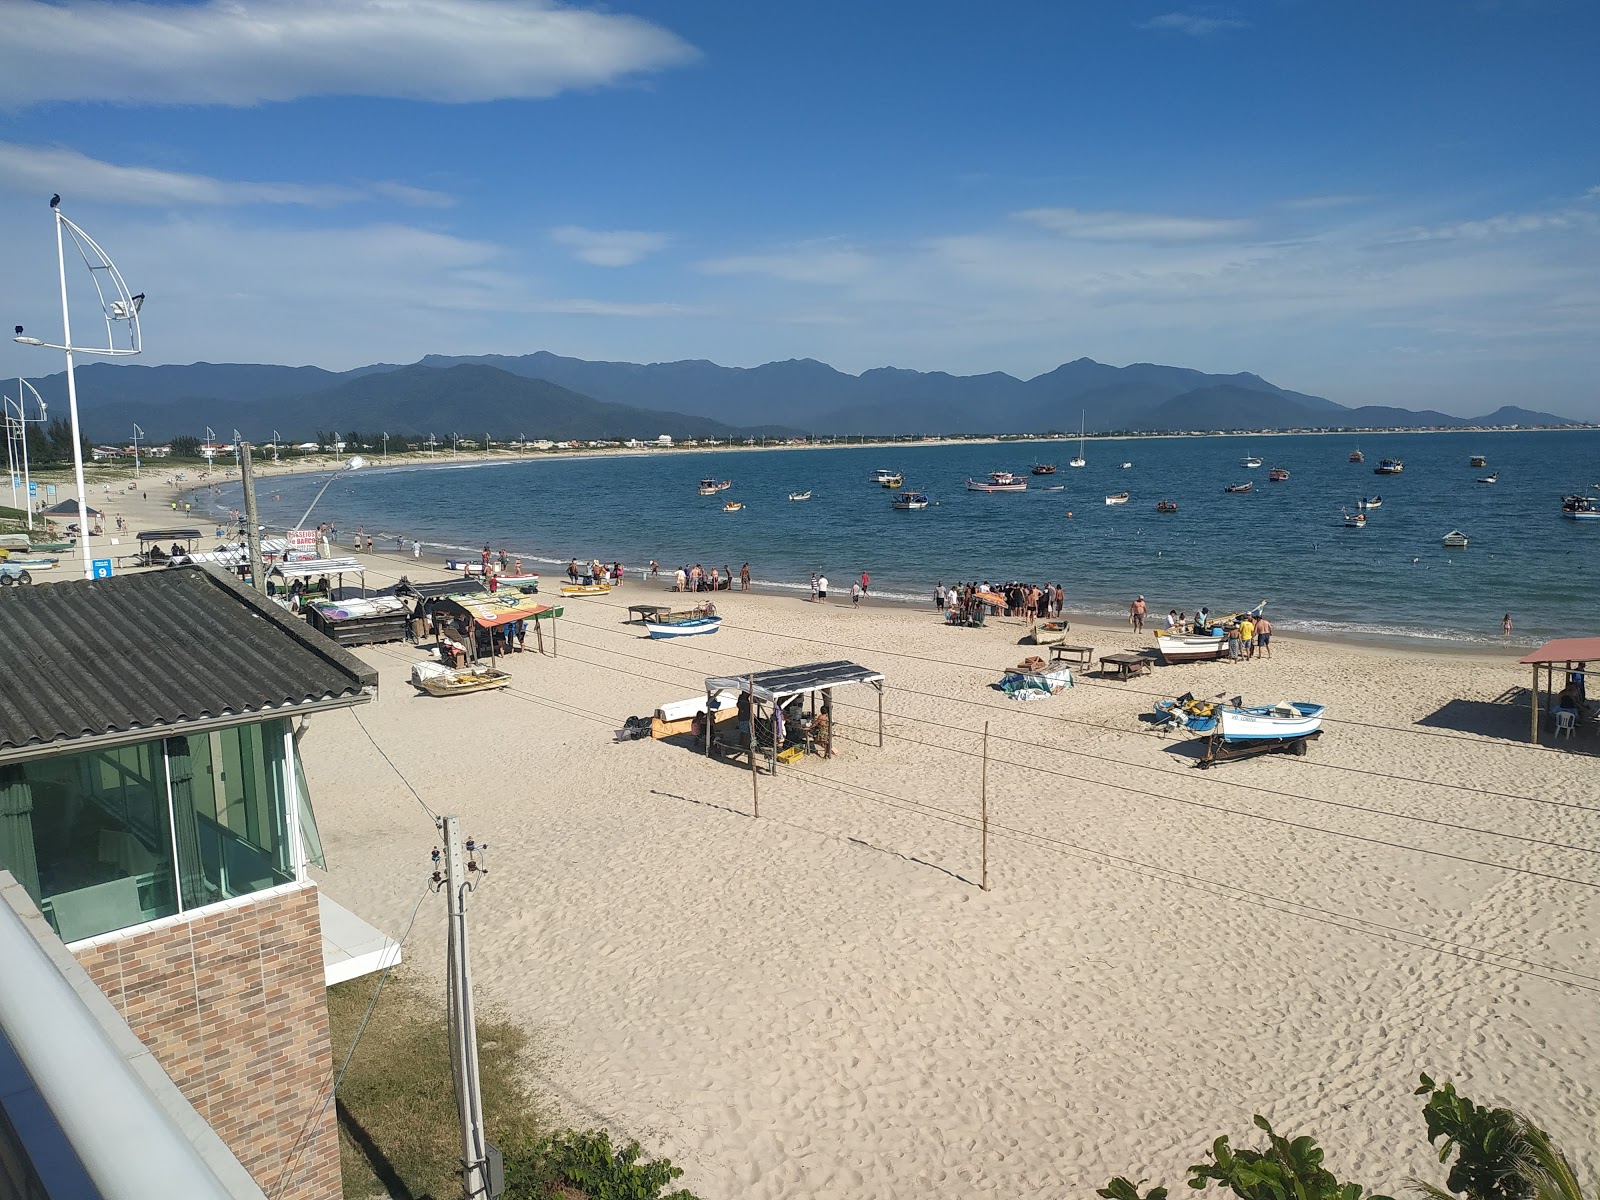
[1,0,1596,417]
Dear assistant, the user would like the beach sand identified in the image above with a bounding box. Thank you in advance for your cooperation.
[85,476,1600,1198]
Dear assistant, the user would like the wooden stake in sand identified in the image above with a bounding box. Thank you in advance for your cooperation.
[980,721,990,891]
[749,673,760,818]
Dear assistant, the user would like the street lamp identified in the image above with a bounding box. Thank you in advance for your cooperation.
[204,426,216,472]
[5,380,46,528]
[451,432,459,457]
[232,429,242,470]
[132,423,143,477]
[13,195,143,578]
[272,430,281,464]
[427,432,437,458]
[293,455,366,532]
[382,431,388,462]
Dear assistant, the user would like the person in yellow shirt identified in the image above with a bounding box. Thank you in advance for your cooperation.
[1239,616,1256,660]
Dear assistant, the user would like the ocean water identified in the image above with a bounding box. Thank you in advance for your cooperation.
[212,429,1599,647]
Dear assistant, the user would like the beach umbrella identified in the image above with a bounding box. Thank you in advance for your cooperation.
[41,500,104,517]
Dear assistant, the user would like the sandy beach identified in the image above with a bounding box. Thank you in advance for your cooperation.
[61,478,1600,1198]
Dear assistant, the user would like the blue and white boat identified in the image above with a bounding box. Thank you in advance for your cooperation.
[645,614,723,638]
[1153,694,1220,732]
[1217,700,1325,741]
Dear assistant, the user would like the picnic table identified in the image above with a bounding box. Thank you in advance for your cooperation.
[1050,643,1095,669]
[627,604,672,625]
[1099,651,1154,681]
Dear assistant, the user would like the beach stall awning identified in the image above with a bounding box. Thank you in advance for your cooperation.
[1518,638,1600,664]
[137,528,203,542]
[272,557,365,580]
[396,577,487,600]
[40,501,104,517]
[706,660,885,704]
[447,593,557,629]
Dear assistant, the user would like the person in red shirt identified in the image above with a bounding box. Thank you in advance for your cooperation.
[859,571,870,596]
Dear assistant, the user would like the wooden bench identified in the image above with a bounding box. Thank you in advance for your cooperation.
[627,603,672,624]
[1050,643,1095,669]
[1099,651,1153,681]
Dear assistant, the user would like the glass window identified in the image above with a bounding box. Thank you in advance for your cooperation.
[293,738,326,871]
[170,720,294,906]
[0,743,179,943]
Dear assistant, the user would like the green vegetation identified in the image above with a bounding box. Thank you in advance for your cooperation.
[1101,1075,1589,1200]
[327,971,700,1200]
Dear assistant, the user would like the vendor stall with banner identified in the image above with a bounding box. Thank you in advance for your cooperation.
[428,591,565,659]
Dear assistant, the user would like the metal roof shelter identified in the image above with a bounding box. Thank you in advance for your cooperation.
[40,501,104,518]
[136,529,202,543]
[1518,637,1599,741]
[704,660,885,774]
[268,557,365,597]
[0,565,377,764]
[395,576,487,601]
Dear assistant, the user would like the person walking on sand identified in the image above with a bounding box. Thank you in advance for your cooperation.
[859,571,870,597]
[740,562,751,591]
[851,580,862,607]
[810,572,819,602]
[1054,583,1064,618]
[413,538,422,558]
[1130,595,1146,633]
[817,573,829,602]
[1255,614,1272,658]
[1239,613,1255,660]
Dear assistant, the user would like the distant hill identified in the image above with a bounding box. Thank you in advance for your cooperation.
[39,351,1589,442]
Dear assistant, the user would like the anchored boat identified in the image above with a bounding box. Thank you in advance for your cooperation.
[1031,463,1057,475]
[1442,530,1469,548]
[1374,459,1404,474]
[1344,509,1367,528]
[723,500,744,512]
[788,490,812,501]
[1470,455,1488,468]
[1156,500,1179,513]
[1357,496,1382,509]
[1224,482,1253,494]
[1268,467,1290,482]
[891,490,930,510]
[1104,491,1129,505]
[1561,495,1600,520]
[1241,455,1263,468]
[967,471,1028,493]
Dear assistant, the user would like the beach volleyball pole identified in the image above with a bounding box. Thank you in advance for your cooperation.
[749,674,760,818]
[980,722,989,892]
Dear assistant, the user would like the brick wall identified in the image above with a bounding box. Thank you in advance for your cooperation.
[72,882,339,1200]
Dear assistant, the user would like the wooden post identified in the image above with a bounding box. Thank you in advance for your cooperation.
[1531,663,1538,742]
[980,721,990,891]
[877,683,883,748]
[749,674,760,817]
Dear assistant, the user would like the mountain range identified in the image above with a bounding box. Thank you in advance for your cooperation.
[25,352,1586,443]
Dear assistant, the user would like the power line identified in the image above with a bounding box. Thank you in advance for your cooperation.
[352,707,441,826]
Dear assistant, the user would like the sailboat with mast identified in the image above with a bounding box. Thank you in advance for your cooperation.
[1068,411,1086,468]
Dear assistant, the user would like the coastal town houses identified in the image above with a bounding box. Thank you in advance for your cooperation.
[0,565,392,1198]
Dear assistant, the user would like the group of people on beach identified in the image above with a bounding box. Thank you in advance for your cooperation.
[674,563,751,592]
[937,580,1063,621]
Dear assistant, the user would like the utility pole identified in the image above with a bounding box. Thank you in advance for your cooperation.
[240,440,265,593]
[434,817,500,1199]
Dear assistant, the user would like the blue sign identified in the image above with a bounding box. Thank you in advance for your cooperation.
[91,559,113,579]
[27,482,36,496]
[45,485,56,497]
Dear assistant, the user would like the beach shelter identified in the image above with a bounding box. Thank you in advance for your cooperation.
[703,660,885,774]
[432,592,564,658]
[1518,637,1600,741]
[41,500,105,518]
[270,556,366,597]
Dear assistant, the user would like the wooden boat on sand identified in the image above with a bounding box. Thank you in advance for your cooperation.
[558,582,611,597]
[645,613,723,638]
[1153,629,1228,662]
[414,665,512,697]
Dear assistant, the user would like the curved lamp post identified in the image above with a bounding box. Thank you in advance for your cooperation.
[5,379,47,529]
[14,195,143,580]
[293,455,366,533]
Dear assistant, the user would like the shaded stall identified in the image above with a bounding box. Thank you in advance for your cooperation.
[704,660,885,774]
[135,528,202,565]
[430,592,564,660]
[268,556,366,598]
[1519,637,1599,742]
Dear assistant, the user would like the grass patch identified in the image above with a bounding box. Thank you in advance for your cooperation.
[328,970,549,1199]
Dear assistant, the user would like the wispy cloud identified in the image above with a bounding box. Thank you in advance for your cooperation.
[699,243,874,285]
[1281,194,1374,211]
[1137,11,1250,35]
[550,226,672,267]
[0,0,699,108]
[1014,206,1252,241]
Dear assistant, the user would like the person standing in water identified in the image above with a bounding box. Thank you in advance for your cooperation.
[1502,612,1512,638]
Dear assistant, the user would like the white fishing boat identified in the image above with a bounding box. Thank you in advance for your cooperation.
[871,468,901,485]
[1224,482,1253,494]
[1217,700,1325,742]
[1563,494,1600,520]
[1477,473,1497,484]
[1104,491,1129,505]
[1357,495,1382,509]
[698,477,732,495]
[1152,629,1228,663]
[1241,455,1263,468]
[1069,411,1086,468]
[1121,462,1132,469]
[645,614,723,639]
[966,471,1028,492]
[1374,458,1404,475]
[787,490,812,501]
[1442,529,1469,548]
[891,490,930,510]
[1344,509,1366,528]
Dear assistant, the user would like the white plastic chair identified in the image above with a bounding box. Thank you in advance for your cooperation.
[1553,710,1577,739]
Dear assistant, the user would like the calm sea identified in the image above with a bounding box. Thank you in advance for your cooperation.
[211,430,1599,647]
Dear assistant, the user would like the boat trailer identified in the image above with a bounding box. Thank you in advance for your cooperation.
[1196,729,1321,769]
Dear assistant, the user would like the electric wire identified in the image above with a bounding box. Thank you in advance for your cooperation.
[352,706,441,826]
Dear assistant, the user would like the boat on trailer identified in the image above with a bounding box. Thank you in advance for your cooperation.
[1217,700,1325,742]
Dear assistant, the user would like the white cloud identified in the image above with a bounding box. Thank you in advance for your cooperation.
[550,226,672,267]
[0,142,455,208]
[0,0,698,108]
[1136,11,1250,35]
[1281,194,1374,211]
[699,245,874,284]
[1014,206,1252,241]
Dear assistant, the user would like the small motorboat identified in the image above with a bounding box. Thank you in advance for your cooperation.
[722,500,743,512]
[1153,693,1220,733]
[495,574,540,591]
[558,582,612,597]
[1156,500,1179,513]
[1121,462,1132,469]
[5,556,56,569]
[891,490,930,510]
[1104,492,1129,505]
[698,477,731,495]
[1442,529,1469,548]
[1031,463,1057,475]
[645,613,723,639]
[788,490,812,501]
[1477,473,1498,484]
[414,665,512,698]
[1153,630,1228,663]
[1357,496,1382,509]
[1268,467,1290,482]
[879,473,904,489]
[1042,484,1066,492]
[871,468,900,485]
[1224,482,1253,494]
[1470,455,1488,468]
[1374,459,1404,475]
[1349,448,1365,463]
[1563,494,1600,520]
[1344,509,1367,528]
[967,471,1028,493]
[1241,456,1263,468]
[444,558,486,573]
[1217,700,1326,742]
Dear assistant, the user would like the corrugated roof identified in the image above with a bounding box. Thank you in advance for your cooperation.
[705,660,884,704]
[0,565,377,759]
[1519,638,1600,665]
